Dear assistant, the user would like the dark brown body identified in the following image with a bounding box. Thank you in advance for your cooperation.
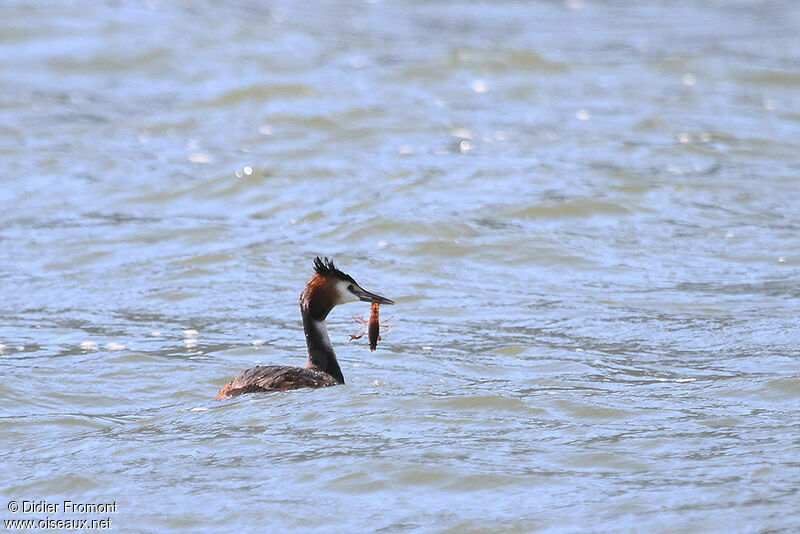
[216,366,338,400]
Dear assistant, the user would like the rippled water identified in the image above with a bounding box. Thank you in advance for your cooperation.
[2,1,800,532]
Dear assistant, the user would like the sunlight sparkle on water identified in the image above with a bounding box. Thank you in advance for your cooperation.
[188,153,211,164]
[235,166,254,178]
[471,79,488,93]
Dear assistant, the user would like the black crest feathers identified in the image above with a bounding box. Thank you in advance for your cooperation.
[313,257,355,283]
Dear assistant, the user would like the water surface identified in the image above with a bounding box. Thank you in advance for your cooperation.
[2,1,800,532]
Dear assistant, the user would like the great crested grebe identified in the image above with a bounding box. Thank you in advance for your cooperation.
[216,257,394,399]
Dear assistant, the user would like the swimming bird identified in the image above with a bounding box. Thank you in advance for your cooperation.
[216,257,394,399]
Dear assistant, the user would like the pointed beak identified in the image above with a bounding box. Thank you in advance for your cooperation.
[352,287,394,305]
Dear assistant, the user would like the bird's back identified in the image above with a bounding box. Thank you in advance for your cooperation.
[215,365,338,399]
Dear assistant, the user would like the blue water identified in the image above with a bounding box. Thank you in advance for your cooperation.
[2,1,800,532]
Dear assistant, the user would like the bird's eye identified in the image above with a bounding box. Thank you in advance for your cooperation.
[348,284,355,292]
